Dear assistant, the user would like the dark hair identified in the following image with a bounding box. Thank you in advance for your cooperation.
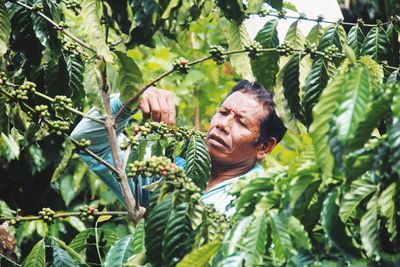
[227,80,287,145]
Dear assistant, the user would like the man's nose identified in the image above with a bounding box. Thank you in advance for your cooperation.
[217,114,234,134]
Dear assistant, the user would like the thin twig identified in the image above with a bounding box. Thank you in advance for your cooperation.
[5,82,105,125]
[14,1,98,56]
[0,253,20,267]
[0,211,129,222]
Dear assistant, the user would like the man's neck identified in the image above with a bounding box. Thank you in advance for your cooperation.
[205,161,255,192]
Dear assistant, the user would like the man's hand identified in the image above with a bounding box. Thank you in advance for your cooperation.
[139,87,176,126]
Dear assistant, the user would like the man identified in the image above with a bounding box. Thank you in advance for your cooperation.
[71,80,286,214]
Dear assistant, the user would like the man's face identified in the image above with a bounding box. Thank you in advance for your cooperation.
[206,91,268,166]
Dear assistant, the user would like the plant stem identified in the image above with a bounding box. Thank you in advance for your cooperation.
[99,63,141,223]
[5,82,105,125]
[0,211,129,222]
[14,1,98,56]
[0,253,20,267]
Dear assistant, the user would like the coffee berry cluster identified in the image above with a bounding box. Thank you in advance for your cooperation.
[209,46,227,65]
[34,105,51,118]
[49,120,70,135]
[78,138,92,148]
[322,45,344,61]
[276,42,295,57]
[204,205,228,225]
[38,207,56,224]
[62,41,87,61]
[79,205,98,222]
[173,58,190,74]
[62,0,81,14]
[132,121,206,141]
[8,81,36,102]
[127,156,181,180]
[31,3,43,11]
[53,95,73,111]
[245,41,263,60]
[120,135,139,150]
[304,41,318,58]
[258,6,270,17]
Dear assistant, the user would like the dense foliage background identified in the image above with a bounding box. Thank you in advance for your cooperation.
[0,0,400,266]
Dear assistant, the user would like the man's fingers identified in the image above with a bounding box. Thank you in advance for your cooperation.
[149,95,161,122]
[166,95,176,126]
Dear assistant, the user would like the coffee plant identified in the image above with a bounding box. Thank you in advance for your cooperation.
[0,0,399,266]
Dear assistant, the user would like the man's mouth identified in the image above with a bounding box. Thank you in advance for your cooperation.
[208,134,229,149]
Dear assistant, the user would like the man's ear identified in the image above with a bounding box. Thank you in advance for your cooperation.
[256,137,277,160]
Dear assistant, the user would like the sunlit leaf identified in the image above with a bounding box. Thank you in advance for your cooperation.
[361,26,392,63]
[0,0,11,56]
[22,239,45,267]
[360,193,380,257]
[177,240,221,267]
[185,136,211,190]
[104,235,134,267]
[347,24,364,58]
[378,183,397,242]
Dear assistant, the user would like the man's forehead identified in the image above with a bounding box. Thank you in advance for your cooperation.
[222,91,264,113]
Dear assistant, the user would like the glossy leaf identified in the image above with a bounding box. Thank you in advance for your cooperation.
[360,193,380,257]
[335,66,370,143]
[268,209,292,262]
[285,21,305,50]
[114,51,143,105]
[242,213,268,265]
[53,243,78,267]
[306,24,322,45]
[51,139,74,183]
[22,239,46,267]
[378,183,397,242]
[322,189,360,258]
[145,195,173,266]
[104,235,134,267]
[226,21,254,80]
[361,26,392,63]
[250,19,279,90]
[131,220,145,254]
[185,136,211,190]
[162,203,193,266]
[347,24,365,58]
[49,236,86,265]
[339,176,376,223]
[69,228,118,253]
[65,56,85,109]
[0,0,11,56]
[81,0,113,62]
[316,25,342,53]
[177,240,221,267]
[302,58,329,126]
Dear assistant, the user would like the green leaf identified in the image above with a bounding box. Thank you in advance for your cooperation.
[53,243,78,267]
[347,25,364,58]
[302,58,329,126]
[216,0,245,21]
[361,26,392,63]
[389,119,400,176]
[316,24,342,53]
[131,220,145,254]
[104,235,134,267]
[386,23,400,66]
[339,176,376,223]
[347,85,393,151]
[250,19,279,90]
[176,240,221,267]
[281,53,303,123]
[51,139,74,183]
[285,21,305,50]
[360,193,380,257]
[83,61,105,114]
[225,21,254,80]
[334,66,370,143]
[268,209,292,262]
[378,183,397,242]
[144,194,173,266]
[81,0,113,62]
[114,51,143,105]
[22,239,46,267]
[185,136,211,191]
[69,228,118,253]
[65,56,85,109]
[0,0,11,56]
[49,236,86,265]
[150,140,163,156]
[242,213,268,265]
[322,189,360,258]
[162,203,193,266]
[306,24,322,46]
[45,57,71,97]
[387,69,399,84]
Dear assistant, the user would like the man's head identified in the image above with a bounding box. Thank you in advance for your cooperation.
[206,80,287,166]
